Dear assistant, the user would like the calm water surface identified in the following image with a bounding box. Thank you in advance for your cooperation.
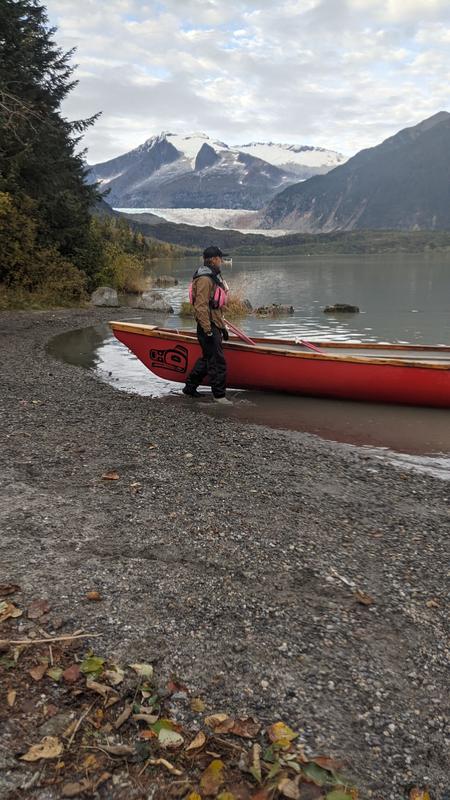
[48,254,450,478]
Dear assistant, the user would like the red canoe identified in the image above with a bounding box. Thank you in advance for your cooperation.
[110,322,450,408]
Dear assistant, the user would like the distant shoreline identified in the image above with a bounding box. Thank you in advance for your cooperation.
[120,208,450,255]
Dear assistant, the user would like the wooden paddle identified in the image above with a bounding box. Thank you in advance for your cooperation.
[224,318,323,353]
[224,318,256,345]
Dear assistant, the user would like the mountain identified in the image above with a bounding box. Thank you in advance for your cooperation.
[237,142,346,178]
[260,112,450,232]
[89,132,345,210]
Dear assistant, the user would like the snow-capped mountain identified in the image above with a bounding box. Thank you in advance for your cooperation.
[236,142,346,178]
[89,132,345,210]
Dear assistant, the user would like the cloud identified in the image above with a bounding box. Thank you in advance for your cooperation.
[45,0,450,162]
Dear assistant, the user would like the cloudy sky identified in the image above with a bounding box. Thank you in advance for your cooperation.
[46,0,450,164]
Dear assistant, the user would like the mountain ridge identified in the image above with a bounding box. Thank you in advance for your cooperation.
[260,112,450,232]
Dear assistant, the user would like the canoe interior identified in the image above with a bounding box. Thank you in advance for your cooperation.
[109,323,450,366]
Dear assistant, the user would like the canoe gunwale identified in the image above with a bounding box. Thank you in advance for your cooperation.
[109,322,450,372]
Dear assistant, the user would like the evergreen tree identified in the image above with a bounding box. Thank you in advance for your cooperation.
[0,0,100,282]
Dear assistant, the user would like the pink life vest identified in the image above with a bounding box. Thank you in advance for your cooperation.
[189,274,229,309]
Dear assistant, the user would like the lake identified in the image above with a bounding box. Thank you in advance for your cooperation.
[48,253,450,478]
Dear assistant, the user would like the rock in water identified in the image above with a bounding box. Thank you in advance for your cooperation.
[135,291,174,313]
[255,304,294,316]
[324,304,360,313]
[154,275,178,286]
[91,286,119,307]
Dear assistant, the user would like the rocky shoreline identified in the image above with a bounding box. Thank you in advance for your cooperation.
[0,307,448,798]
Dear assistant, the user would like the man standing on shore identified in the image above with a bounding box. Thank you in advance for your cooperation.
[182,246,232,404]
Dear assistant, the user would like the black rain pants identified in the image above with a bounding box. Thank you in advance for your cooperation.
[185,323,227,398]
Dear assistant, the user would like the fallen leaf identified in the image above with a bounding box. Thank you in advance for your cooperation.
[104,665,125,686]
[187,794,202,800]
[0,584,20,596]
[313,756,344,771]
[205,713,229,728]
[354,590,375,606]
[230,717,261,738]
[129,662,154,679]
[80,656,105,676]
[426,599,440,609]
[86,678,117,700]
[147,443,158,450]
[62,780,91,797]
[27,599,50,619]
[200,759,225,796]
[114,704,132,730]
[47,667,63,682]
[325,792,354,800]
[267,722,299,749]
[7,689,16,707]
[249,742,262,783]
[101,471,120,480]
[86,591,102,601]
[214,717,235,734]
[158,727,184,748]
[20,736,63,761]
[0,600,22,623]
[129,482,142,494]
[82,753,100,769]
[167,677,189,694]
[63,664,81,684]
[251,791,271,800]
[278,778,300,799]
[29,662,49,681]
[409,790,431,800]
[186,731,206,752]
[101,743,134,756]
[302,763,334,786]
[217,794,236,800]
[191,697,206,712]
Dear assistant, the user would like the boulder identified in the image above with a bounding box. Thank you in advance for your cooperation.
[154,275,178,286]
[254,304,294,316]
[324,303,360,313]
[135,291,174,313]
[91,286,119,307]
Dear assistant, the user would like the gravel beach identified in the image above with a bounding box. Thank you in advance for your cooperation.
[0,308,449,798]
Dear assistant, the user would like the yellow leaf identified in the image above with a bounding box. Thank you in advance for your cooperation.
[187,794,202,800]
[218,794,236,800]
[20,736,63,761]
[267,722,298,749]
[200,759,225,796]
[410,790,431,800]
